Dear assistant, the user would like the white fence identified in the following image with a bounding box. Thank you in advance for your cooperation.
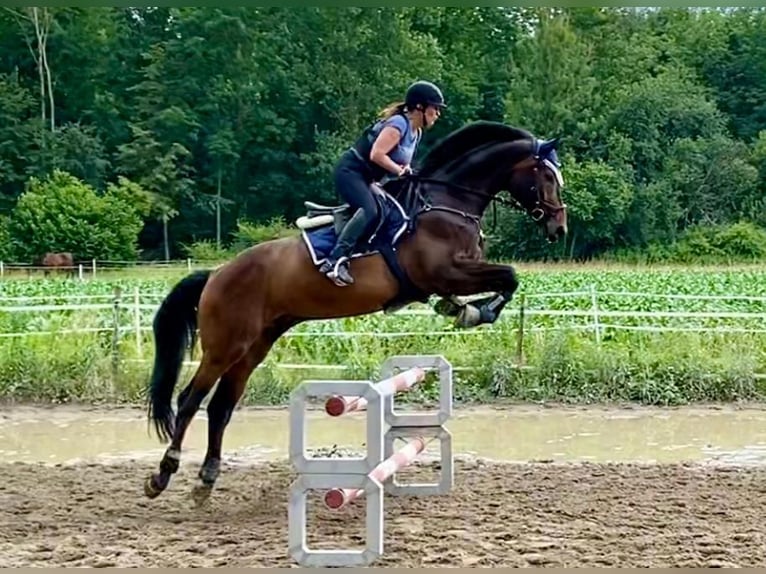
[1,285,764,376]
[2,286,765,341]
[0,258,199,280]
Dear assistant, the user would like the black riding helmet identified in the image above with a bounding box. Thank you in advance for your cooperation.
[405,80,447,110]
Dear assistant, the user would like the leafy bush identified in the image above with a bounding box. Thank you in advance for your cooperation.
[668,221,766,262]
[228,216,298,252]
[180,217,299,262]
[181,239,232,261]
[608,221,766,264]
[712,221,766,259]
[9,170,149,262]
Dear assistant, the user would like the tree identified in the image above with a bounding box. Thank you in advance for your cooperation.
[4,8,55,136]
[0,73,38,210]
[504,8,598,144]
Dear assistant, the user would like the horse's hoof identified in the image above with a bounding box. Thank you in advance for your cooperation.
[144,475,163,499]
[191,483,213,508]
[456,304,482,328]
[434,297,462,317]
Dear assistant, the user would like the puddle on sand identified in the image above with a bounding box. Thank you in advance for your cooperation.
[2,404,766,467]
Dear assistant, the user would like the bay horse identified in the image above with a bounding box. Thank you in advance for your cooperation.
[40,252,75,278]
[142,121,568,504]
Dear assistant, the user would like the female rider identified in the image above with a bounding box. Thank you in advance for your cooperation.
[319,80,447,286]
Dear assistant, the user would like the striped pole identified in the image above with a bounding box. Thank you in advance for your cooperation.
[323,436,427,510]
[324,367,425,417]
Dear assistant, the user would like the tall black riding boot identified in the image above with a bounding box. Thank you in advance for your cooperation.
[320,208,369,286]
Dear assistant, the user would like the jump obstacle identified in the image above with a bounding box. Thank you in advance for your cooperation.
[287,355,454,567]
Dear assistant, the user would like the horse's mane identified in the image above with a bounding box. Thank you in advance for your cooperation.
[417,120,534,176]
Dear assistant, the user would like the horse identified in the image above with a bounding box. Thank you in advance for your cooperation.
[40,252,75,278]
[141,120,568,504]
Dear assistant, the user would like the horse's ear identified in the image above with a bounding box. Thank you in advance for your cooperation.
[538,138,560,156]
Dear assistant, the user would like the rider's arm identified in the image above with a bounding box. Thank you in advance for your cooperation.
[370,126,408,177]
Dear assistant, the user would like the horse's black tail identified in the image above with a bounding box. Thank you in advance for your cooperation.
[147,269,212,443]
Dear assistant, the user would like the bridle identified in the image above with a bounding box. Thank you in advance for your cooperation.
[409,151,566,226]
[519,155,567,222]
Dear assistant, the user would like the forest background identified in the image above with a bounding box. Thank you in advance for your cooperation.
[1,6,765,265]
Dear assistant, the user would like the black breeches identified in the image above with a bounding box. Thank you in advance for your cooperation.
[333,152,379,233]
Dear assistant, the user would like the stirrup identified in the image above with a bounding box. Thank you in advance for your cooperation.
[326,257,354,287]
[318,259,334,274]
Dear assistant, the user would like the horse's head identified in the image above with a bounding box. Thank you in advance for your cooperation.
[507,138,567,242]
[414,121,568,244]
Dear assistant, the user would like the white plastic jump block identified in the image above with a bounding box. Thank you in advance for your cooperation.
[288,473,383,567]
[384,425,453,496]
[289,380,384,475]
[286,354,455,568]
[379,354,453,427]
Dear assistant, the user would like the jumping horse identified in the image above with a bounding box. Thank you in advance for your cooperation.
[142,120,568,504]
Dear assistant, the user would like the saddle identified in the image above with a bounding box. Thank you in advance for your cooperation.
[295,182,390,237]
[295,180,429,308]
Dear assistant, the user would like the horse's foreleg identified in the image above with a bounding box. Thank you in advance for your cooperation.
[433,294,464,317]
[433,259,519,328]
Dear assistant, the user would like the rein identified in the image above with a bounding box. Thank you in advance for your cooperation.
[388,137,567,236]
[411,169,562,227]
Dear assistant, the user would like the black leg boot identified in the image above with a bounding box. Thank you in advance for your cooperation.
[321,208,369,286]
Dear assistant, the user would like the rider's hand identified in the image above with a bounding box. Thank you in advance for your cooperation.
[398,164,412,177]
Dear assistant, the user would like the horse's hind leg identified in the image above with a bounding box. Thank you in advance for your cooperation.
[191,328,287,506]
[144,354,232,498]
[191,348,262,505]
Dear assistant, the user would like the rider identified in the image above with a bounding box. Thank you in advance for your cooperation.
[318,80,447,286]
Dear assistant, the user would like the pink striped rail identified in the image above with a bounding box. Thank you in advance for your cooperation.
[323,436,426,510]
[324,367,426,417]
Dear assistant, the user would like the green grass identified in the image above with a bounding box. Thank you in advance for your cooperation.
[1,260,765,407]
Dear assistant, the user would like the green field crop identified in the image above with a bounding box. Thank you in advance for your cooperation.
[1,263,765,407]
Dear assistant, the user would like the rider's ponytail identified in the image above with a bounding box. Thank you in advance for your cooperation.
[378,101,406,120]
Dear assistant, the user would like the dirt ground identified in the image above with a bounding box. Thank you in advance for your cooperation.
[1,456,765,568]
